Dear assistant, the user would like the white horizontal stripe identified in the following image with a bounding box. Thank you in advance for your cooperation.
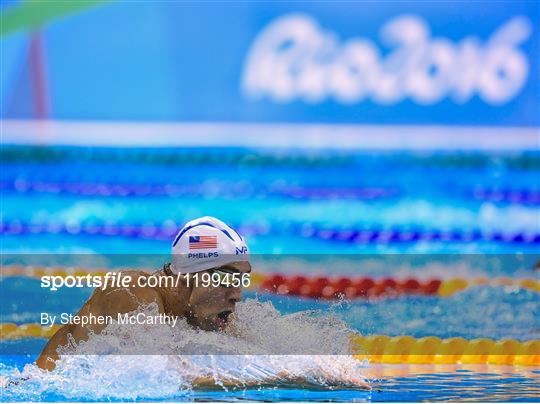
[1,120,538,151]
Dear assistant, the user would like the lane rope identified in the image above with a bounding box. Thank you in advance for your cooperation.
[0,147,354,167]
[471,188,540,205]
[300,226,540,244]
[2,220,539,245]
[0,180,398,200]
[3,180,539,205]
[255,273,540,298]
[0,323,537,366]
[2,266,539,298]
[2,146,538,170]
[351,335,539,366]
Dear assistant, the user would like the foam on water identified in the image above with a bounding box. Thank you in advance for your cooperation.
[2,299,368,401]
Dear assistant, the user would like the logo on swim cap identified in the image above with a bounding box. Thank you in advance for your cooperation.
[188,235,218,250]
[236,246,248,255]
[171,216,249,274]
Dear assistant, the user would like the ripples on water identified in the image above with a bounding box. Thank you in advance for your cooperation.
[1,298,539,402]
[2,360,539,402]
[2,151,539,401]
[1,300,367,400]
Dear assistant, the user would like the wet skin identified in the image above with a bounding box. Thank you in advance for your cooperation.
[34,261,369,389]
[36,261,251,371]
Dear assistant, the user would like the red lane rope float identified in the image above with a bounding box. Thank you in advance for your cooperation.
[2,266,539,299]
[256,273,540,299]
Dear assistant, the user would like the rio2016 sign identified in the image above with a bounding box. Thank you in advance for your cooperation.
[242,14,532,106]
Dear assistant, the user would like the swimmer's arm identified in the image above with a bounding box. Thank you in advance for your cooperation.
[36,323,77,371]
[192,372,370,390]
[36,286,163,371]
[276,371,371,390]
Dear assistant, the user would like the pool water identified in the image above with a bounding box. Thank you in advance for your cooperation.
[1,355,539,402]
[2,147,539,255]
[1,146,539,401]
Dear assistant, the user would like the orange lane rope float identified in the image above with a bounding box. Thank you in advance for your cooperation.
[2,265,539,299]
[0,323,537,366]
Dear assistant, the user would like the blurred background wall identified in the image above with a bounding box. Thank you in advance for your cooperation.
[1,0,538,127]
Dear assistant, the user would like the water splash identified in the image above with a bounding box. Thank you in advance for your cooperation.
[2,299,368,401]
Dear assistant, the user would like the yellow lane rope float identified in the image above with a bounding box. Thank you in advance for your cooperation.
[0,323,538,366]
[351,335,539,366]
[2,265,539,299]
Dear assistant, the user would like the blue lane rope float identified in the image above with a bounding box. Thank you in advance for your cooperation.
[2,179,539,205]
[470,188,540,205]
[1,220,539,244]
[299,226,540,244]
[0,180,399,200]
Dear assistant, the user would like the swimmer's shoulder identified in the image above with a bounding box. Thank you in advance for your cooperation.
[117,269,154,283]
[87,270,166,314]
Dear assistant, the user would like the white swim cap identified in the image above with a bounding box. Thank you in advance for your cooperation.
[171,216,249,274]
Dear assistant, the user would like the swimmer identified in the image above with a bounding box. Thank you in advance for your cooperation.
[35,216,370,389]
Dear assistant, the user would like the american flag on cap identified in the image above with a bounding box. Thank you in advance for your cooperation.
[189,235,218,250]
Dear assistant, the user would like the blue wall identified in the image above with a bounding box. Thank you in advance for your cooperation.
[1,1,538,125]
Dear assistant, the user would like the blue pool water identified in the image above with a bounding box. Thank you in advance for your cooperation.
[1,356,539,402]
[1,147,539,401]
